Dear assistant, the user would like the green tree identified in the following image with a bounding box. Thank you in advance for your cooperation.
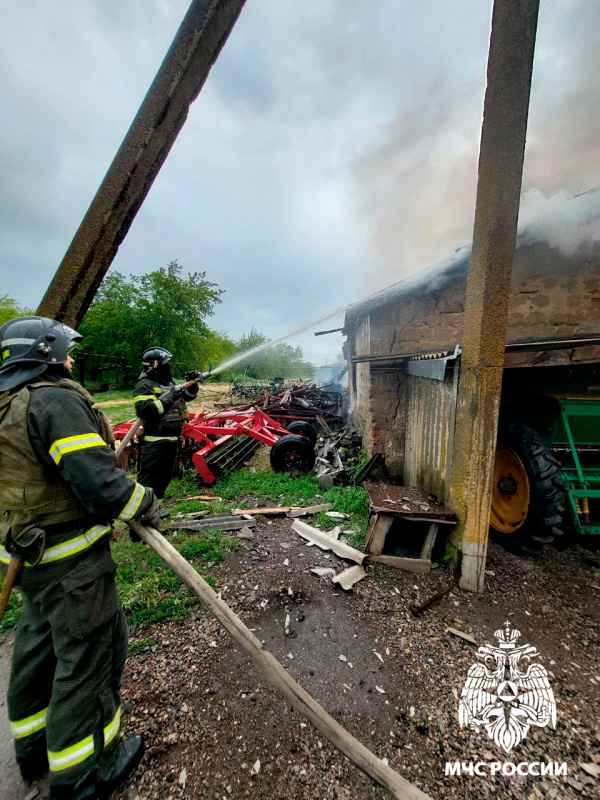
[0,295,33,326]
[233,328,314,379]
[78,261,225,385]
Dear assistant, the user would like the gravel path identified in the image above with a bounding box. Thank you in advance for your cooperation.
[1,520,599,799]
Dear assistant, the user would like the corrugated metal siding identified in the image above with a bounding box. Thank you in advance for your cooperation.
[404,367,459,503]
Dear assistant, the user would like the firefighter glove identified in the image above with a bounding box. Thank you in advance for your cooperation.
[139,496,162,530]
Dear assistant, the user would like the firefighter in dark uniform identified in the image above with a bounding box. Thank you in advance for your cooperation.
[134,348,200,500]
[0,316,161,800]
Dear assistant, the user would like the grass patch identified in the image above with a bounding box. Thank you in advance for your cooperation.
[0,584,22,631]
[101,404,135,424]
[217,470,321,506]
[91,389,133,405]
[128,637,157,656]
[112,526,238,627]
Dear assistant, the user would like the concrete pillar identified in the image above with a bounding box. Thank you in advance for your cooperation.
[37,0,246,327]
[450,0,540,592]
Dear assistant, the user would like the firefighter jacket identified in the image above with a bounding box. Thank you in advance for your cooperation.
[0,375,153,563]
[133,374,198,441]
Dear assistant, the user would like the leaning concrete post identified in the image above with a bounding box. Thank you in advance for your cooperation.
[37,0,246,327]
[450,0,540,592]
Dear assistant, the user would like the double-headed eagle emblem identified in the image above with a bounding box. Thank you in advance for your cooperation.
[459,622,556,753]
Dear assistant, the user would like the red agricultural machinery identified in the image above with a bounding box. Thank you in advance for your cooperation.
[112,407,317,484]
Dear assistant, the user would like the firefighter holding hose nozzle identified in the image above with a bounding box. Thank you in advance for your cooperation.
[133,347,202,500]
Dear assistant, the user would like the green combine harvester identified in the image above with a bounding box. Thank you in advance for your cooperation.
[551,398,600,536]
[489,354,600,552]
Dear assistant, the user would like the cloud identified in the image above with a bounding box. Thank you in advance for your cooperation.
[353,0,600,292]
[0,1,597,366]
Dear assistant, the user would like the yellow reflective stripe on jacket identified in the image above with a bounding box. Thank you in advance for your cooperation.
[118,482,145,521]
[104,706,121,747]
[144,435,179,442]
[10,707,48,739]
[0,525,111,567]
[134,395,164,414]
[48,734,94,772]
[49,433,105,465]
[41,525,111,565]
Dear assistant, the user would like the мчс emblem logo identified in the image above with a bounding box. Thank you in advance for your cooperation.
[458,622,556,753]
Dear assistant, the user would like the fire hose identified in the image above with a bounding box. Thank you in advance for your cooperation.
[0,375,431,798]
[0,377,209,622]
[114,374,207,461]
[128,520,431,800]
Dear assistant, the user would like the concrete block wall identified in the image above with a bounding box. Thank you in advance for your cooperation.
[349,245,600,479]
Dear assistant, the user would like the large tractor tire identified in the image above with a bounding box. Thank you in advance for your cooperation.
[490,423,565,553]
[285,420,318,447]
[270,434,316,474]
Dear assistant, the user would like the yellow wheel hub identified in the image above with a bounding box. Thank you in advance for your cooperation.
[490,443,530,533]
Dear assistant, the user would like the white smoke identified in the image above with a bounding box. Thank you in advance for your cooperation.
[517,188,600,257]
[355,0,600,287]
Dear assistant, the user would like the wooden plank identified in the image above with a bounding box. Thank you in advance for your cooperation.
[367,555,431,574]
[363,513,379,553]
[128,521,431,800]
[179,494,222,502]
[365,514,394,556]
[287,503,334,518]
[316,415,332,435]
[420,523,439,561]
[231,507,294,516]
[291,520,365,564]
[394,516,456,525]
[165,518,256,532]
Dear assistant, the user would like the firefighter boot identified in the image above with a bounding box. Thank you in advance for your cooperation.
[98,735,145,795]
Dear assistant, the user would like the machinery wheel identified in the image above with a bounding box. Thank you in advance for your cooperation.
[270,434,316,474]
[285,420,318,447]
[490,423,565,553]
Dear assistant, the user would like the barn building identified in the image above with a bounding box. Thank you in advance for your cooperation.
[343,198,600,551]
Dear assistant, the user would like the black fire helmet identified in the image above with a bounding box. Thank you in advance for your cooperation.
[0,316,82,392]
[141,347,173,370]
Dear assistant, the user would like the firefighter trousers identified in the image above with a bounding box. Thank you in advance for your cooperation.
[137,438,179,500]
[7,543,127,790]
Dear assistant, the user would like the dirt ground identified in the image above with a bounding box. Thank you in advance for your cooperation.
[1,517,599,800]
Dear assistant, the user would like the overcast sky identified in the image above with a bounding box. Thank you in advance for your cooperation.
[1,1,598,366]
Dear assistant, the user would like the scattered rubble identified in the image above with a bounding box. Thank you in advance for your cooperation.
[291,520,365,564]
[332,565,368,591]
[105,510,600,800]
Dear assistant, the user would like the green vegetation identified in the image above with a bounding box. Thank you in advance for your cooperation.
[0,294,33,327]
[0,462,368,632]
[230,328,313,379]
[79,260,226,371]
[0,521,239,631]
[128,637,157,656]
[0,586,23,631]
[111,526,238,626]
